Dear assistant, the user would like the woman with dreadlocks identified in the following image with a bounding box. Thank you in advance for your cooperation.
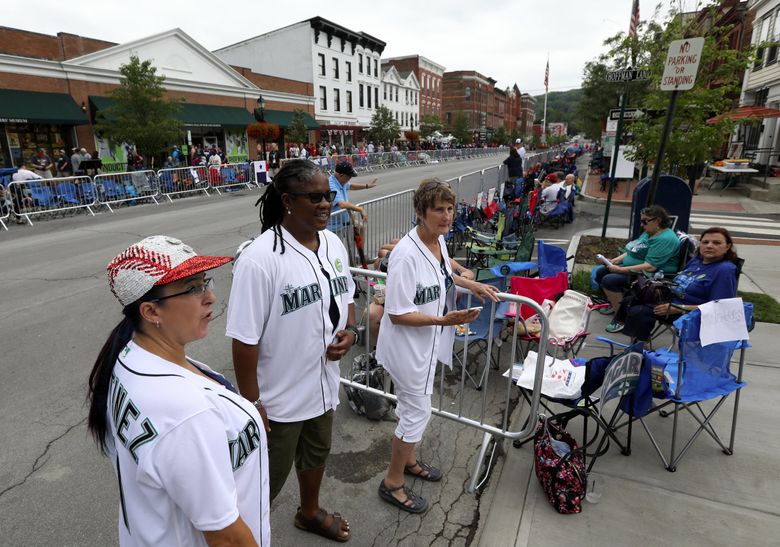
[226,159,356,542]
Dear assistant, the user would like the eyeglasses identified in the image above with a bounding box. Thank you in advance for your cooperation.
[286,191,338,204]
[151,278,214,302]
[640,217,656,226]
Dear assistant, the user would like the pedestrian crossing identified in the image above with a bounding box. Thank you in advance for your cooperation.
[689,213,780,240]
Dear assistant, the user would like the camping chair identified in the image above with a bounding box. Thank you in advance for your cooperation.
[55,182,80,206]
[536,240,570,279]
[453,277,507,390]
[604,302,752,472]
[28,182,60,209]
[513,342,644,473]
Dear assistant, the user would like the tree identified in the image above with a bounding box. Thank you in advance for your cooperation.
[368,105,401,146]
[419,114,443,139]
[94,55,182,168]
[451,112,471,144]
[286,109,309,145]
[491,127,508,145]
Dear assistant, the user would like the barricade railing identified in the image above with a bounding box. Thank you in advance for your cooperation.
[94,170,159,213]
[345,267,549,492]
[208,163,254,195]
[156,166,210,202]
[0,189,9,230]
[7,176,97,226]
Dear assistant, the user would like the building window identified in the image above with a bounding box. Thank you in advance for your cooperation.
[374,59,378,77]
[320,86,327,110]
[318,53,325,76]
[769,10,780,65]
[446,112,452,125]
[395,111,399,122]
[755,16,772,70]
[405,89,409,104]
[347,90,353,112]
[346,61,352,82]
[359,84,364,107]
[332,58,339,79]
[359,54,363,73]
[334,88,341,111]
[395,87,399,102]
[374,87,378,107]
[367,85,372,108]
[465,86,472,100]
[383,84,387,100]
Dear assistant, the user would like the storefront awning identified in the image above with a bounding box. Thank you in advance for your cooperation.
[706,105,780,124]
[89,96,254,127]
[262,109,320,129]
[0,89,88,125]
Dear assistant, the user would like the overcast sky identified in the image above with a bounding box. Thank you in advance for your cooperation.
[5,0,684,95]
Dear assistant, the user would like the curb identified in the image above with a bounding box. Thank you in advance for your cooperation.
[578,193,631,206]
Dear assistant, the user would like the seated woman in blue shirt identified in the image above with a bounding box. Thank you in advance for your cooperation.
[621,227,739,341]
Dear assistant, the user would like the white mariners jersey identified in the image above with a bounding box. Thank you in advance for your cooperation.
[107,341,269,547]
[226,226,355,422]
[375,228,456,395]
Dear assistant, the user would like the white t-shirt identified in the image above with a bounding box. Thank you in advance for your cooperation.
[516,145,526,169]
[11,168,42,181]
[542,183,563,204]
[107,341,269,547]
[375,228,456,395]
[226,226,355,422]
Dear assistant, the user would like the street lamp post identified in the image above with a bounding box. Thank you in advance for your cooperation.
[254,95,266,162]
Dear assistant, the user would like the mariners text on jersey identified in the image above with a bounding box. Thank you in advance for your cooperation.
[280,275,351,315]
[228,418,263,471]
[414,283,440,306]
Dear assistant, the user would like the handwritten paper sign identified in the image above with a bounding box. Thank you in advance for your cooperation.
[698,297,749,346]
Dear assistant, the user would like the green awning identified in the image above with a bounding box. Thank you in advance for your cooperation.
[90,96,254,127]
[0,89,88,124]
[262,109,320,129]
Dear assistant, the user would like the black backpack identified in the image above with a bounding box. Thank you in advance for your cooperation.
[344,352,393,420]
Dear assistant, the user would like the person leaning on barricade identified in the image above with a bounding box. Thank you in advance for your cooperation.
[227,159,356,542]
[327,160,377,233]
[375,178,499,513]
[87,235,269,546]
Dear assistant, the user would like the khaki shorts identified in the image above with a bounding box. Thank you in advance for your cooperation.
[267,410,334,500]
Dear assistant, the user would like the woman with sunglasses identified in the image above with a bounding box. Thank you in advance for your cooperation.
[594,204,681,332]
[227,160,356,542]
[375,178,500,514]
[87,236,269,546]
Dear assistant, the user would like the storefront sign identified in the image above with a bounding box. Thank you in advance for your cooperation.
[0,118,28,123]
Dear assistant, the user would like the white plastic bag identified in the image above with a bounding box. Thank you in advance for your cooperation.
[516,351,585,399]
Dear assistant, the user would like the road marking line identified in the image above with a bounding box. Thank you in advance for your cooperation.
[690,217,779,228]
[690,223,780,236]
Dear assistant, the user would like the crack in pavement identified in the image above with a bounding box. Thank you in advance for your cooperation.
[0,417,86,499]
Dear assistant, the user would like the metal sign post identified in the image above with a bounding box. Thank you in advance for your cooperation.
[647,37,705,206]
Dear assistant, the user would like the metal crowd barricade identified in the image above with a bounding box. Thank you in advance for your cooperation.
[94,170,159,213]
[7,176,96,226]
[358,188,415,260]
[453,169,484,206]
[344,267,549,492]
[156,166,210,202]
[208,163,254,195]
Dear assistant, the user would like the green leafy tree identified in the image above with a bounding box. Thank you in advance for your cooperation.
[94,55,182,168]
[419,114,443,139]
[491,127,508,145]
[286,109,309,145]
[451,112,471,144]
[368,105,401,146]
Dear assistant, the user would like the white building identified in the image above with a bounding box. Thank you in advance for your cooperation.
[380,64,420,136]
[214,17,385,147]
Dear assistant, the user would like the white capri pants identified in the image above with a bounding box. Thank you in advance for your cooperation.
[394,390,432,444]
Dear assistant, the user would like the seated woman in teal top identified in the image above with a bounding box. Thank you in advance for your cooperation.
[593,205,680,332]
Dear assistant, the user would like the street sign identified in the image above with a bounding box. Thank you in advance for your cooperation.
[609,108,644,120]
[606,119,618,133]
[660,37,705,91]
[606,68,650,83]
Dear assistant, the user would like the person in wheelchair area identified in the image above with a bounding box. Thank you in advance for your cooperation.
[619,227,740,342]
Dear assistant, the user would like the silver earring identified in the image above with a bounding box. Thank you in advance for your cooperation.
[156,321,160,328]
[287,208,292,215]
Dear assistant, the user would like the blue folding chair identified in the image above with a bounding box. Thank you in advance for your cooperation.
[28,182,59,208]
[102,178,126,200]
[537,240,569,278]
[79,182,97,204]
[55,182,80,206]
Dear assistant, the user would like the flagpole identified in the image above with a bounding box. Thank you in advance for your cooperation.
[542,54,548,144]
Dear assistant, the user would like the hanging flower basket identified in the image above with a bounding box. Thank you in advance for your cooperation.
[404,130,420,142]
[247,122,280,141]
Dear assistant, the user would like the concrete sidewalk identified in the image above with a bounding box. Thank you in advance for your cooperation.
[474,231,780,546]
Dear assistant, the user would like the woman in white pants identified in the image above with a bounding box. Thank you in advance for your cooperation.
[375,179,499,513]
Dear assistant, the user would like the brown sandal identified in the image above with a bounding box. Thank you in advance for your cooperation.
[294,507,351,542]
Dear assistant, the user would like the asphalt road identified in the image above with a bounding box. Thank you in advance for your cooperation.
[0,154,547,546]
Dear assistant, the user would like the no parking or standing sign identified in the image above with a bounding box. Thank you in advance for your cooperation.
[660,37,704,91]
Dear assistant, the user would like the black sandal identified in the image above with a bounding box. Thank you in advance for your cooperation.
[378,480,428,513]
[294,507,351,542]
[404,459,442,482]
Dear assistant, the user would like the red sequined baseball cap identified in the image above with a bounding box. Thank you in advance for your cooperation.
[107,235,232,306]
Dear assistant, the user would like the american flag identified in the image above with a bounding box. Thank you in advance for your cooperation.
[544,60,549,92]
[629,0,640,38]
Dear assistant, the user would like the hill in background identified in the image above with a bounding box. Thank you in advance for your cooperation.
[533,88,582,134]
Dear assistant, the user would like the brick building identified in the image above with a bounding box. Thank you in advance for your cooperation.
[215,17,385,148]
[519,93,537,139]
[442,70,498,142]
[382,55,445,120]
[0,26,315,169]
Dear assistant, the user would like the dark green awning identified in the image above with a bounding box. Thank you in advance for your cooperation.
[0,89,88,125]
[262,109,320,129]
[90,96,254,127]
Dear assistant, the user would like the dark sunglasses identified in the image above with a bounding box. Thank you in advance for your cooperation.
[286,190,338,204]
[640,217,656,226]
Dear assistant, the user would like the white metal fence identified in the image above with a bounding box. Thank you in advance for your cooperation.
[345,267,549,492]
[94,170,159,212]
[207,163,254,194]
[157,166,211,201]
[6,176,96,226]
